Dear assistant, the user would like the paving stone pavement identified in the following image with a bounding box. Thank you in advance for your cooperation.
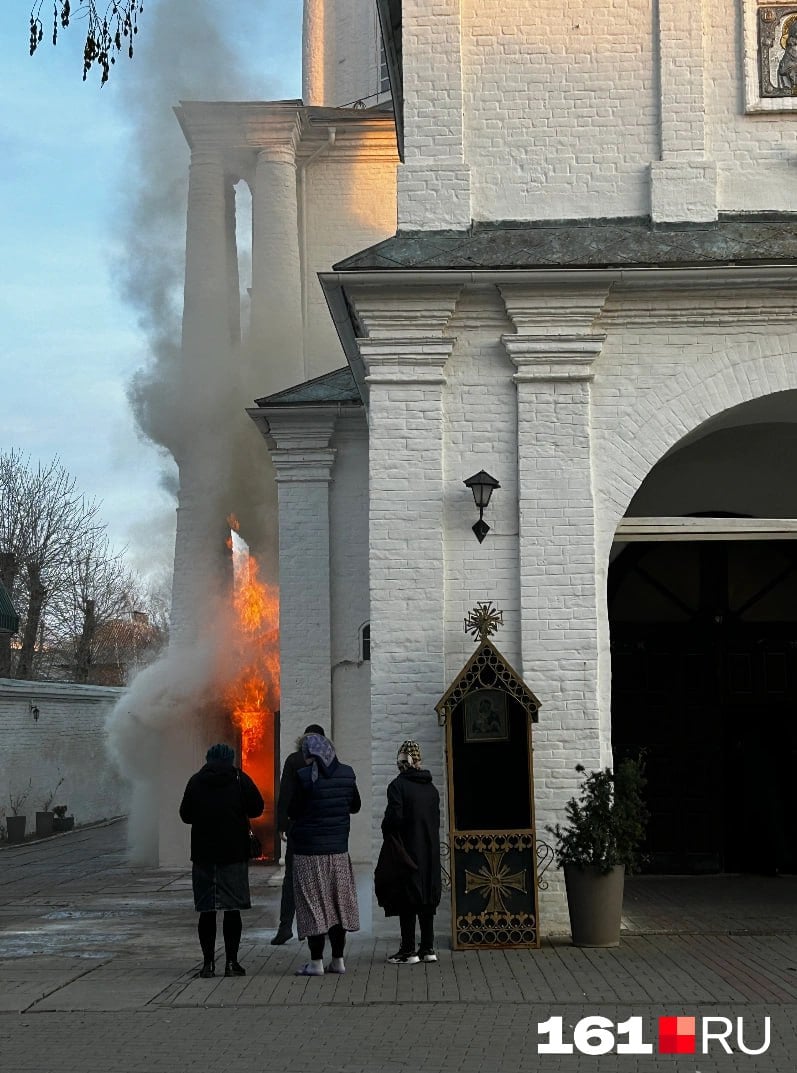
[1,820,797,1071]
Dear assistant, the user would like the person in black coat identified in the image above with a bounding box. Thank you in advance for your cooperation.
[377,739,441,965]
[179,743,264,978]
[289,733,361,976]
[270,722,325,945]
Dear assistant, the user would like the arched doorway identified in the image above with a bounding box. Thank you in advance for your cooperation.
[609,395,797,876]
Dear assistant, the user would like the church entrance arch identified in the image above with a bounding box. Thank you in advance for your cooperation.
[609,397,797,876]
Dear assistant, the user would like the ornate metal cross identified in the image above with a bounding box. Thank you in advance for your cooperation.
[465,849,527,914]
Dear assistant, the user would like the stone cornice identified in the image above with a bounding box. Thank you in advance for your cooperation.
[359,339,454,384]
[349,286,462,339]
[504,335,605,382]
[499,284,611,334]
[176,100,305,153]
[248,406,339,481]
[175,100,398,163]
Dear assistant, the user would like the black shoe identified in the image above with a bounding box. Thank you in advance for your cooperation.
[418,948,438,963]
[387,949,420,965]
[199,960,215,978]
[270,924,293,945]
[224,959,246,977]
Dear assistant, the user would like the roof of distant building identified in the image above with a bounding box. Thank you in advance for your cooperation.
[0,580,19,635]
[332,213,797,272]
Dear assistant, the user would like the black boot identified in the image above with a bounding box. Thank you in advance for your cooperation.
[270,923,293,945]
[199,959,215,978]
[225,959,246,977]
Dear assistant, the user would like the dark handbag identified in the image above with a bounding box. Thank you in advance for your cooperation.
[247,828,263,860]
[237,770,262,860]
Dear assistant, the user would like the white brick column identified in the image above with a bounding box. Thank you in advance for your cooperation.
[398,0,471,229]
[501,285,608,929]
[182,148,236,363]
[250,135,304,387]
[650,0,717,222]
[302,0,329,106]
[260,408,337,769]
[352,288,460,879]
[172,148,240,644]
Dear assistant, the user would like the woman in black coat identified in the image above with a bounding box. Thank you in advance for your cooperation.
[377,739,441,964]
[179,742,264,978]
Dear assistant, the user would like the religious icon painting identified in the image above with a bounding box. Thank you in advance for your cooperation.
[463,688,509,743]
[743,1,797,110]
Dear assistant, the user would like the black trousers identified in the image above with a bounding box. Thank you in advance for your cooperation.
[197,910,242,961]
[278,838,295,926]
[399,908,435,952]
[307,924,346,960]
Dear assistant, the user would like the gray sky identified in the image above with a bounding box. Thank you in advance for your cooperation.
[0,2,301,583]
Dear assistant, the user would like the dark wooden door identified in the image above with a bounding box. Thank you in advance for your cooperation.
[610,541,797,874]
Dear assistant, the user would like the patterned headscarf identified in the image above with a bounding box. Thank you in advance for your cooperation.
[301,733,337,782]
[396,740,422,772]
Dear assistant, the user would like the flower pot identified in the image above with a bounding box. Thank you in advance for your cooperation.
[6,815,27,843]
[53,816,74,833]
[563,863,626,947]
[35,811,54,838]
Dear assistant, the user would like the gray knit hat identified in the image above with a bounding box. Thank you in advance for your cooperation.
[206,743,235,764]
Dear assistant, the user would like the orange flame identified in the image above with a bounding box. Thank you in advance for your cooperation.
[224,544,279,860]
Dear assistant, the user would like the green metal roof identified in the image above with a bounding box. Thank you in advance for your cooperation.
[0,580,19,634]
[254,366,361,407]
[332,212,797,272]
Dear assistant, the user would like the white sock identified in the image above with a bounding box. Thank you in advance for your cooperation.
[331,956,345,972]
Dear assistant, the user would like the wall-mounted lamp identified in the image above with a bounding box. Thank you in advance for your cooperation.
[29,701,40,722]
[463,470,500,543]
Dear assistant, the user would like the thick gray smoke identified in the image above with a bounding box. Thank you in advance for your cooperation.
[107,0,298,863]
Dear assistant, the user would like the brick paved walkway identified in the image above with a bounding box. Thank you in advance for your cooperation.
[1,821,796,1071]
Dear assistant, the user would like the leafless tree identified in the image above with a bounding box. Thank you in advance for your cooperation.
[29,1,144,84]
[0,451,170,683]
[52,530,137,681]
[0,450,30,675]
[0,451,102,679]
[48,546,171,684]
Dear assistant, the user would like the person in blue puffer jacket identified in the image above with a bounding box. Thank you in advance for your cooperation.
[289,732,361,976]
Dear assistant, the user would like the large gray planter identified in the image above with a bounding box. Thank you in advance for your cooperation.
[6,815,27,843]
[563,863,626,947]
[35,811,54,838]
[53,816,74,833]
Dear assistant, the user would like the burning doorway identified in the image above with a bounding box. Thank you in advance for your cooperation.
[227,517,280,861]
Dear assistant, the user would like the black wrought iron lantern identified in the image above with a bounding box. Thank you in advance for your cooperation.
[463,470,500,543]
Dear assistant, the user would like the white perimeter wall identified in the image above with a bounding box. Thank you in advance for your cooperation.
[0,679,129,832]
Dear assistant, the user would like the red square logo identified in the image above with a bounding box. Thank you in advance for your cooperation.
[658,1016,696,1054]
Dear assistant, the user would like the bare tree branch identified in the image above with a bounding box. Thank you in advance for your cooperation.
[29,1,145,84]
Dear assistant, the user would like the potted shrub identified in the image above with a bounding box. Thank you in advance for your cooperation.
[52,804,75,833]
[36,775,64,838]
[547,757,648,948]
[7,780,32,843]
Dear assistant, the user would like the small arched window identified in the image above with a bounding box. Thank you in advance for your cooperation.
[359,622,371,662]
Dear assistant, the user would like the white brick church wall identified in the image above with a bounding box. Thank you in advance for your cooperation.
[329,413,371,864]
[397,0,797,228]
[343,278,797,933]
